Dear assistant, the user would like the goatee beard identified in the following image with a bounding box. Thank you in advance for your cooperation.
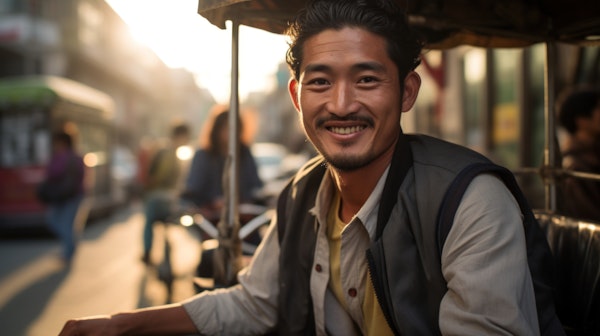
[322,151,374,172]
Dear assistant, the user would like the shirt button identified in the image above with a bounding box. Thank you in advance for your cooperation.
[348,288,357,297]
[315,264,322,272]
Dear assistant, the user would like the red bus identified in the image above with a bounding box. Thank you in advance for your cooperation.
[0,75,119,231]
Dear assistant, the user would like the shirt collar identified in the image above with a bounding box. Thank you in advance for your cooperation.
[311,165,390,241]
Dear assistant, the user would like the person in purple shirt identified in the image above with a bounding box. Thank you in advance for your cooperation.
[43,130,86,263]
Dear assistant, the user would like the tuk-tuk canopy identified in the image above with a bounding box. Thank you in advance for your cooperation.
[198,0,600,49]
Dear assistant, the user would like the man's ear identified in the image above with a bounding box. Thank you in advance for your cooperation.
[401,71,421,112]
[288,78,301,112]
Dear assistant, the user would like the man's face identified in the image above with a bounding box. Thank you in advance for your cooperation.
[288,27,420,171]
[578,104,600,140]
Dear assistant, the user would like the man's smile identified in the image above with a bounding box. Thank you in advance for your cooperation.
[328,125,367,135]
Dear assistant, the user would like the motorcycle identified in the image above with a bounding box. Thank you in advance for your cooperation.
[150,201,273,302]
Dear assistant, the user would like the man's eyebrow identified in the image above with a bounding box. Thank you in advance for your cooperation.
[303,63,331,74]
[303,61,386,75]
[353,61,386,72]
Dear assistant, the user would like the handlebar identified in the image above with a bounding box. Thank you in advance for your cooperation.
[167,203,274,255]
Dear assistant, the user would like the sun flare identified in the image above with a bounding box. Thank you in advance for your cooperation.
[106,0,288,103]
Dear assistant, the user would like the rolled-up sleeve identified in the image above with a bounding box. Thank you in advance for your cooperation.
[439,174,540,335]
[182,216,280,335]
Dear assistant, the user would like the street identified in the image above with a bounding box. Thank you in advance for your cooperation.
[0,201,202,336]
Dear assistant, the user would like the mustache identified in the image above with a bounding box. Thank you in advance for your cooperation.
[315,115,375,128]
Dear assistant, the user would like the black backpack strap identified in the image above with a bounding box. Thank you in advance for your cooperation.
[436,162,507,255]
[436,162,565,335]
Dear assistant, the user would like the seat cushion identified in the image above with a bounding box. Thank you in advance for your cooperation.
[534,211,600,335]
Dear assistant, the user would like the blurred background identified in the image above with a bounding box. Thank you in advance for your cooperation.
[0,0,598,335]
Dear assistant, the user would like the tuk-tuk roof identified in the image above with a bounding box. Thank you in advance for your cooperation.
[198,0,600,48]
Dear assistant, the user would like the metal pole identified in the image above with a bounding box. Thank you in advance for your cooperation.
[213,21,242,288]
[227,21,240,227]
[543,41,557,212]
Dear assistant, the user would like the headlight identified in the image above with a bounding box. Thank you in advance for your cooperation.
[179,214,194,227]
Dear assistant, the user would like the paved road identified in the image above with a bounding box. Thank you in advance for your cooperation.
[0,202,202,336]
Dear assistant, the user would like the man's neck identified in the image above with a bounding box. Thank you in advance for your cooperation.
[330,148,394,223]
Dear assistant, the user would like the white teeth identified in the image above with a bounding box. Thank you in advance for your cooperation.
[330,126,364,135]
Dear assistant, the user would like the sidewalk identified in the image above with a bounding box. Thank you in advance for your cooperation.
[0,202,201,336]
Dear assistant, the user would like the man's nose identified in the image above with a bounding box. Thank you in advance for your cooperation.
[326,82,360,116]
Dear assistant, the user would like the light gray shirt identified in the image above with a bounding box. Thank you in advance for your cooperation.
[182,169,539,335]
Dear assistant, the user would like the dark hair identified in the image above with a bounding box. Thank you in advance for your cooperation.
[171,123,190,139]
[557,87,600,134]
[53,131,73,148]
[208,110,244,156]
[285,0,423,81]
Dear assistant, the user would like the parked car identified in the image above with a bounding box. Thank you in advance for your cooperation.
[111,145,139,203]
[251,142,310,205]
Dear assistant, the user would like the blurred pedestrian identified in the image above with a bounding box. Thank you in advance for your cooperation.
[181,107,263,222]
[133,136,157,200]
[141,122,191,264]
[38,130,86,263]
[557,86,600,221]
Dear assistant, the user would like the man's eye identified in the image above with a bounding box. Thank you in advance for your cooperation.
[307,78,329,86]
[358,76,377,84]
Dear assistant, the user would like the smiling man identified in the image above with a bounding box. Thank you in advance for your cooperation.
[59,1,562,335]
[287,26,421,223]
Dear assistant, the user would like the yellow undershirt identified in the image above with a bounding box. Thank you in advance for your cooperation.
[327,191,394,336]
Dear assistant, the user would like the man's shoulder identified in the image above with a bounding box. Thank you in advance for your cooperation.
[406,134,491,173]
[292,155,326,181]
[406,133,484,156]
[278,155,326,199]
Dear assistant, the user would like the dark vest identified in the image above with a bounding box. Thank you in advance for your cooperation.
[275,134,562,335]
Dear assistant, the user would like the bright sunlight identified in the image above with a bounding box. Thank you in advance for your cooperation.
[106,0,289,103]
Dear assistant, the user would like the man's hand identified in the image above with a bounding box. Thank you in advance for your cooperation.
[57,304,197,336]
[58,315,116,336]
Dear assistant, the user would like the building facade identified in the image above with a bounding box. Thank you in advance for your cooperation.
[0,0,214,148]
